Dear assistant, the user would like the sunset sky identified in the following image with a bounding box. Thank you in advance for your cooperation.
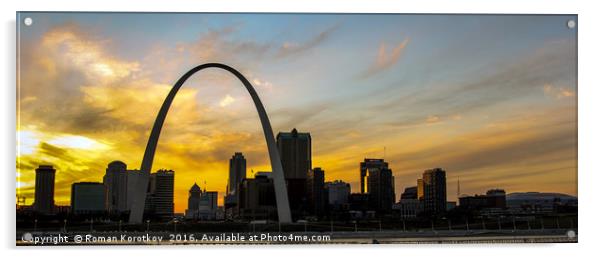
[16,13,577,212]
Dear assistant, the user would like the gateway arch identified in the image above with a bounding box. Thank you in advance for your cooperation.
[128,63,292,224]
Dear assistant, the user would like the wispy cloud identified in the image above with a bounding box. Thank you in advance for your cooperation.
[275,25,339,58]
[544,83,576,99]
[360,38,409,78]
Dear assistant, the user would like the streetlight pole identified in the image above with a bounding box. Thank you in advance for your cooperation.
[146,219,150,232]
[63,219,67,233]
[119,220,122,232]
[34,219,37,233]
[513,217,516,232]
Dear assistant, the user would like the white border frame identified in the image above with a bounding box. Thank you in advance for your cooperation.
[2,1,600,258]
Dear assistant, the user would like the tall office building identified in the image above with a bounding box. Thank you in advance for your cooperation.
[103,161,129,213]
[325,180,351,210]
[147,169,175,219]
[198,190,219,220]
[185,183,201,219]
[307,167,326,217]
[226,152,246,204]
[362,158,395,213]
[421,168,447,216]
[186,182,218,220]
[71,182,105,215]
[238,172,277,220]
[33,165,56,214]
[277,128,311,219]
[360,159,389,194]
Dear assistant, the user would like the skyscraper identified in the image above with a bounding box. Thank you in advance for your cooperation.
[361,158,395,214]
[226,152,246,202]
[238,172,277,220]
[277,128,311,219]
[421,168,447,216]
[103,161,128,214]
[360,159,388,194]
[325,180,350,207]
[185,183,201,219]
[277,128,312,179]
[33,165,55,214]
[147,169,175,219]
[71,182,105,215]
[198,190,218,220]
[307,167,326,217]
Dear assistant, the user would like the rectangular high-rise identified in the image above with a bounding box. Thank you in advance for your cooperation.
[33,165,56,214]
[360,159,388,194]
[227,152,246,198]
[71,182,105,215]
[421,168,447,216]
[362,158,395,214]
[277,128,311,179]
[238,173,277,220]
[148,169,175,219]
[103,161,129,213]
[307,167,326,217]
[277,128,311,219]
[325,180,351,211]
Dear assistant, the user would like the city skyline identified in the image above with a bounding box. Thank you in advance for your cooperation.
[17,13,577,213]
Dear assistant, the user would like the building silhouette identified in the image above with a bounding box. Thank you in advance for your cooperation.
[395,186,422,219]
[185,182,218,220]
[360,159,388,194]
[277,128,311,219]
[198,190,218,220]
[238,172,277,220]
[185,183,201,219]
[225,152,246,212]
[33,165,56,214]
[360,158,395,214]
[459,189,507,211]
[145,169,175,219]
[307,167,326,217]
[325,180,350,211]
[103,161,129,214]
[421,168,447,216]
[71,182,105,215]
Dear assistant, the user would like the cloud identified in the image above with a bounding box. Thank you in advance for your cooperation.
[360,38,409,78]
[367,39,576,127]
[544,83,575,99]
[219,94,236,107]
[275,25,339,58]
[41,25,140,84]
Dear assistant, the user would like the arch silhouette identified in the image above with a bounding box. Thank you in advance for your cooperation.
[128,63,292,224]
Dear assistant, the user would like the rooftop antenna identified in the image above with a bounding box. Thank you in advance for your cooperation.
[383,146,386,160]
[203,180,207,192]
[457,177,461,200]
